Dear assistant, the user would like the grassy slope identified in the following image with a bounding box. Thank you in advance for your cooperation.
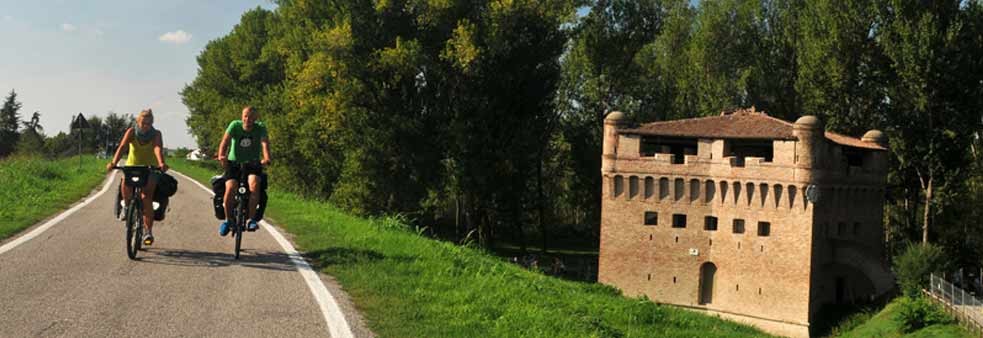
[170,158,772,338]
[0,155,106,241]
[834,298,975,338]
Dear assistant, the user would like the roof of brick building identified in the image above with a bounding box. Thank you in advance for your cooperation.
[620,108,886,150]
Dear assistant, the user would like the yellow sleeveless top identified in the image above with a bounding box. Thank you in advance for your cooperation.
[126,132,157,166]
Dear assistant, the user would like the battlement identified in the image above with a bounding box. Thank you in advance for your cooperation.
[602,110,888,186]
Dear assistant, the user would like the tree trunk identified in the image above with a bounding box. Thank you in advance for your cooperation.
[922,176,933,245]
[455,192,461,242]
[514,191,527,255]
[538,154,548,255]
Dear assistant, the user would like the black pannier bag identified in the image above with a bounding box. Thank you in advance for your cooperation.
[153,197,169,221]
[254,172,269,221]
[152,173,177,221]
[209,173,269,221]
[210,175,227,220]
[155,172,178,198]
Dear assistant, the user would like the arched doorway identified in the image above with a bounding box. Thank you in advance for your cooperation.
[699,262,717,305]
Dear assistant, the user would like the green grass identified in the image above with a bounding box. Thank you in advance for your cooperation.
[833,297,976,338]
[0,155,107,241]
[169,158,773,338]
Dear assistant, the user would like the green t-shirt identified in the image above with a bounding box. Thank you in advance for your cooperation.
[225,120,268,162]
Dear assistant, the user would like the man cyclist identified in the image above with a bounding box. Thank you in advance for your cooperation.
[217,106,271,235]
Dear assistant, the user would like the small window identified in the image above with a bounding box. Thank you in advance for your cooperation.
[758,222,771,237]
[733,219,745,234]
[672,214,687,228]
[837,222,846,236]
[853,222,860,235]
[704,216,718,231]
[644,212,658,226]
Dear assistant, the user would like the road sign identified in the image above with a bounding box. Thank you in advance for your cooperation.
[71,113,90,129]
[72,113,90,170]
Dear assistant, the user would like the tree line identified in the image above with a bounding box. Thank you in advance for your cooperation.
[0,90,133,158]
[182,0,983,263]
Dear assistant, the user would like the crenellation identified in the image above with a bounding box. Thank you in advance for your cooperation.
[621,134,641,159]
[698,139,714,159]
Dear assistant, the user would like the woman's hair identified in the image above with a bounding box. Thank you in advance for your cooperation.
[136,109,154,125]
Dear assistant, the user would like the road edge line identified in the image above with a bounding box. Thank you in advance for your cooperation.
[0,171,117,256]
[170,170,355,338]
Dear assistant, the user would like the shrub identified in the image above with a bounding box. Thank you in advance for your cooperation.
[893,242,948,297]
[373,213,414,232]
[894,296,953,333]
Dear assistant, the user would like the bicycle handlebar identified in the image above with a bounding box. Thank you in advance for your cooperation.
[111,165,161,171]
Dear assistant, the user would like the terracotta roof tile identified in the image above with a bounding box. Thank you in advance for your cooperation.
[824,131,885,150]
[621,108,886,150]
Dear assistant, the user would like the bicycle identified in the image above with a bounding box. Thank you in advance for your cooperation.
[112,165,160,260]
[226,161,264,260]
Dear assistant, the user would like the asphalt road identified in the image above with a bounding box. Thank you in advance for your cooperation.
[0,171,371,338]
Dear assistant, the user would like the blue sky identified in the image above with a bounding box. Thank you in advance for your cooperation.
[0,1,276,148]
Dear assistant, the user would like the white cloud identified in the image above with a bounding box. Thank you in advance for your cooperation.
[61,23,77,32]
[2,15,12,21]
[158,30,191,44]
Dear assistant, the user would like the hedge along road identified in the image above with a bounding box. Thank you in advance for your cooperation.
[0,170,364,338]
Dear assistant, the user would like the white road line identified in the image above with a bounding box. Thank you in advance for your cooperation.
[0,171,118,256]
[170,170,355,338]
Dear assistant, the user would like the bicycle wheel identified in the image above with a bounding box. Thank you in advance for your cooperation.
[233,204,243,260]
[125,197,139,259]
[135,201,144,252]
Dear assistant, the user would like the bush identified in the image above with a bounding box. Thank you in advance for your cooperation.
[893,242,948,297]
[373,213,414,233]
[894,296,954,333]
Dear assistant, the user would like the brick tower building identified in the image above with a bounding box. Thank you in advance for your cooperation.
[598,108,893,337]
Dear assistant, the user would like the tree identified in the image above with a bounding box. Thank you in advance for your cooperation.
[21,111,42,135]
[44,132,74,157]
[893,242,948,297]
[103,111,133,149]
[795,0,886,135]
[878,0,983,245]
[557,0,675,237]
[0,90,23,157]
[15,111,45,155]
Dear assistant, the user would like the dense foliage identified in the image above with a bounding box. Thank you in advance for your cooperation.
[894,296,954,333]
[893,243,948,297]
[182,0,983,261]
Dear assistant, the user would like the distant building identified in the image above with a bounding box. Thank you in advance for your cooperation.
[186,149,207,161]
[598,108,893,338]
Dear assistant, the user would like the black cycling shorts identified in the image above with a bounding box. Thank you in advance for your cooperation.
[225,163,263,182]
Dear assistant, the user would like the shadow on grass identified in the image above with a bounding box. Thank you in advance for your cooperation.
[137,247,298,272]
[810,297,889,337]
[492,245,599,283]
[302,247,416,271]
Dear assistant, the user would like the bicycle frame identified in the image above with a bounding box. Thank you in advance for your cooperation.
[113,165,157,260]
[228,161,262,259]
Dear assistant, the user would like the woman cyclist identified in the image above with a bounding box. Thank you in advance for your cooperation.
[106,109,169,245]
